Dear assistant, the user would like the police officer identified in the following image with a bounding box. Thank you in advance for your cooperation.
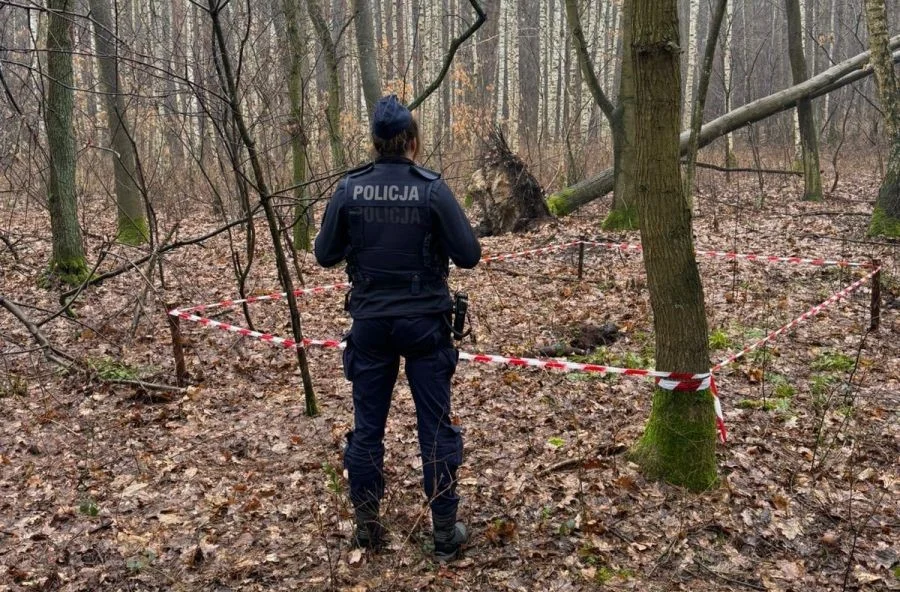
[314,95,481,561]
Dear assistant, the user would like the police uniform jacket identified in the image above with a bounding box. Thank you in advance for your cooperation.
[314,156,481,319]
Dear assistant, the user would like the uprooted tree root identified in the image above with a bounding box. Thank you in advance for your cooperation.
[465,127,553,236]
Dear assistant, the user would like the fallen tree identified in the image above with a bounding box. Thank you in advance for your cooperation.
[547,37,900,216]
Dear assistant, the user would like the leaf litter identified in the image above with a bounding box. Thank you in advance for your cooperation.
[0,172,898,590]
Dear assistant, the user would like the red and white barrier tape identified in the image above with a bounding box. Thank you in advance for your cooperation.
[712,266,881,371]
[457,350,726,442]
[169,303,729,441]
[580,240,644,254]
[169,310,345,350]
[579,239,871,268]
[169,242,877,445]
[695,249,870,268]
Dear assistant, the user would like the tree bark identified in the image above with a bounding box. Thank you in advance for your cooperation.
[786,0,823,201]
[607,0,637,229]
[307,0,345,169]
[352,0,382,117]
[88,0,148,246]
[683,0,729,203]
[45,0,89,285]
[546,36,900,216]
[476,0,500,117]
[517,0,540,156]
[864,0,900,236]
[628,0,716,491]
[562,0,636,229]
[283,0,313,251]
[682,0,700,131]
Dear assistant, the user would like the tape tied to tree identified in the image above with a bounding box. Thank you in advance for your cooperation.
[169,243,879,448]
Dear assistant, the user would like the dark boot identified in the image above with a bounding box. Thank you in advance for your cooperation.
[352,505,385,551]
[432,513,468,562]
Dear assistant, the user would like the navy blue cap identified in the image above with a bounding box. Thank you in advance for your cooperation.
[372,95,412,139]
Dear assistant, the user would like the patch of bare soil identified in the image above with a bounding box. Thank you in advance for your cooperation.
[1,172,898,591]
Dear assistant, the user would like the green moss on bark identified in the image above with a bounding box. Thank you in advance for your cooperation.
[546,188,576,217]
[48,255,90,286]
[630,388,718,491]
[117,216,149,246]
[601,205,639,230]
[868,206,900,237]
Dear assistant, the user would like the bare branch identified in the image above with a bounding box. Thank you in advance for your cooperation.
[408,0,485,111]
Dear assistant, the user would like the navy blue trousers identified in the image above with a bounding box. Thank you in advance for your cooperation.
[342,315,462,518]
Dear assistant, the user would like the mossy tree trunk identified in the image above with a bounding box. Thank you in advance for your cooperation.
[308,0,345,169]
[628,0,717,491]
[864,0,900,237]
[562,0,637,230]
[88,0,148,245]
[606,0,638,230]
[282,0,313,251]
[45,0,89,285]
[785,0,823,201]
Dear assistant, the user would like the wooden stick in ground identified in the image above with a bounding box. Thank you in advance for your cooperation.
[577,240,585,280]
[870,260,881,331]
[167,304,188,387]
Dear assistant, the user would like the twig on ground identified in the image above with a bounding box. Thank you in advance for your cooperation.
[0,296,185,394]
[692,559,766,591]
[0,230,20,262]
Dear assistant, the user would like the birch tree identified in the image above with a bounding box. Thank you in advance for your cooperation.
[682,0,700,132]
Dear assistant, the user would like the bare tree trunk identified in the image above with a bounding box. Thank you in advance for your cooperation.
[722,0,735,167]
[308,0,345,169]
[628,0,716,491]
[352,0,382,116]
[88,0,148,245]
[283,0,313,251]
[562,0,636,229]
[786,0,823,201]
[683,0,729,203]
[476,0,500,118]
[682,0,700,131]
[864,0,900,236]
[546,37,900,215]
[607,0,637,229]
[45,0,89,285]
[517,0,541,155]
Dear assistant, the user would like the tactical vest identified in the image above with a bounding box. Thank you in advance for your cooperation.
[343,162,449,304]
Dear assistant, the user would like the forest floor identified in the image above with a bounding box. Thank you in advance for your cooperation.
[1,170,898,591]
